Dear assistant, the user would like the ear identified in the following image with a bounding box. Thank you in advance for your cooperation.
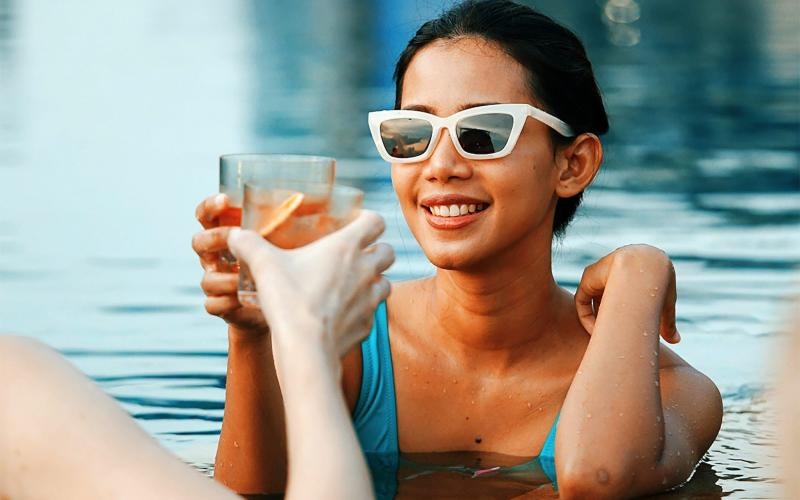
[555,133,603,198]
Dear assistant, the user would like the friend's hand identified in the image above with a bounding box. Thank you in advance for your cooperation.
[192,193,268,333]
[575,244,680,343]
[227,210,394,357]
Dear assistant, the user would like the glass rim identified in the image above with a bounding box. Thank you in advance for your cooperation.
[219,153,336,164]
[243,180,362,196]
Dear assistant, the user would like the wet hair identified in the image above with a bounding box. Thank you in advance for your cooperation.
[394,0,609,238]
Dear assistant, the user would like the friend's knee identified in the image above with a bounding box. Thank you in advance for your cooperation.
[0,335,58,376]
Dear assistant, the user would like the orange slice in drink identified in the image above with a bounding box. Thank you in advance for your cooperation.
[257,192,305,237]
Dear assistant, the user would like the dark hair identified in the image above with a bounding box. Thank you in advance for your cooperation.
[393,0,609,238]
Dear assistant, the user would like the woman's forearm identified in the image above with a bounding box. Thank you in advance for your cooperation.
[557,250,670,497]
[273,323,374,500]
[214,326,288,494]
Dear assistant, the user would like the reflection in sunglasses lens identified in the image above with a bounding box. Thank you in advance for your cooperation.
[457,113,513,155]
[380,118,433,159]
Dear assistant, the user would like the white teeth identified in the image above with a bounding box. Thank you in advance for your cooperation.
[428,203,487,217]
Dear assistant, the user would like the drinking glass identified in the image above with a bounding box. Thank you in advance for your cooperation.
[217,154,335,268]
[237,181,364,308]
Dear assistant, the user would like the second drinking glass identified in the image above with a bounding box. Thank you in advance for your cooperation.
[237,181,364,308]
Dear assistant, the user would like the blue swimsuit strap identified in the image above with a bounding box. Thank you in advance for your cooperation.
[353,301,399,455]
[353,301,559,486]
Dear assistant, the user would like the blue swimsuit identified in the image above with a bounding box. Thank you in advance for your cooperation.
[353,302,559,496]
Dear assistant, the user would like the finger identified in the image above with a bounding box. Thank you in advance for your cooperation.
[201,271,239,296]
[204,295,241,317]
[366,243,395,275]
[192,227,233,256]
[660,263,680,343]
[371,277,392,306]
[195,194,229,229]
[338,210,386,249]
[227,228,276,275]
[575,263,609,334]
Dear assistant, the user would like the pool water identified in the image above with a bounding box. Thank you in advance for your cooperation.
[0,0,797,498]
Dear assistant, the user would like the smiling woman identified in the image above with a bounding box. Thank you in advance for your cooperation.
[199,1,723,499]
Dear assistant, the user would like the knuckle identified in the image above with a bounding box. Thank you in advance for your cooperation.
[191,232,203,251]
[204,298,219,315]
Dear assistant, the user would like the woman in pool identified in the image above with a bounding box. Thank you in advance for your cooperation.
[1,214,391,500]
[193,1,722,497]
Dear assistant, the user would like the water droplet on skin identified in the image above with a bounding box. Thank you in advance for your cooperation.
[234,441,239,448]
[642,331,649,336]
[527,402,532,409]
[404,366,409,371]
[577,369,583,375]
[538,407,543,412]
[618,355,625,359]
[650,293,656,297]
[587,413,592,419]
[453,379,458,384]
[471,400,475,405]
[442,388,447,394]
[655,380,660,387]
[619,412,624,417]
[656,416,661,423]
[654,286,659,291]
[639,268,645,273]
[650,360,656,366]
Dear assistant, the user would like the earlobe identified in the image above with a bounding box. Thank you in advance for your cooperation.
[555,133,602,198]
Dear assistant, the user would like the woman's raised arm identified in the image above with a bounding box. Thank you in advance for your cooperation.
[557,245,723,499]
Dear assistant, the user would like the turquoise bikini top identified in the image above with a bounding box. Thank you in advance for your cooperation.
[353,302,559,498]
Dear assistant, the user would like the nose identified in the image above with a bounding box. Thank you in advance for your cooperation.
[422,129,473,183]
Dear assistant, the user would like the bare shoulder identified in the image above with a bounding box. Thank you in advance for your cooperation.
[341,278,430,413]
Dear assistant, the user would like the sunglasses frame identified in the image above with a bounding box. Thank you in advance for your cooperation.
[367,103,574,164]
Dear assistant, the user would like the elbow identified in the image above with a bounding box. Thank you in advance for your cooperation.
[557,461,636,500]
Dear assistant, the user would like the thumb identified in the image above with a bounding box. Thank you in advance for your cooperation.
[227,228,277,275]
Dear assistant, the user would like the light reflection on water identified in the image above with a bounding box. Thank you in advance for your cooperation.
[0,0,798,498]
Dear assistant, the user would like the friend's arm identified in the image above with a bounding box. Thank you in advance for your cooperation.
[557,246,722,499]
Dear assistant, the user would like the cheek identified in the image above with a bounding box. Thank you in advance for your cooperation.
[390,167,419,215]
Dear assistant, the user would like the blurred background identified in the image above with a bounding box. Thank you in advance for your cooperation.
[0,0,798,497]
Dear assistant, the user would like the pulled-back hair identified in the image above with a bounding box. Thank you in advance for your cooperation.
[394,0,609,237]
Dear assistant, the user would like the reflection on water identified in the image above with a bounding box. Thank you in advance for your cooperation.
[0,0,798,498]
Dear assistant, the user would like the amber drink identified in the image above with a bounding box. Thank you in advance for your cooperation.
[237,182,363,307]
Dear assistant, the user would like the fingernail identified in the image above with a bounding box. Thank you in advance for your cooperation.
[215,193,226,207]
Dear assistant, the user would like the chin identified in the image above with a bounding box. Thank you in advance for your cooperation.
[422,245,488,271]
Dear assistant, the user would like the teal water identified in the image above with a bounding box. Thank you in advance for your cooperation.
[0,0,798,498]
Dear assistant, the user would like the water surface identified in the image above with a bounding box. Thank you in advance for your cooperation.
[0,0,798,498]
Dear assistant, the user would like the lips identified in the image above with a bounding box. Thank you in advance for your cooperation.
[420,193,490,229]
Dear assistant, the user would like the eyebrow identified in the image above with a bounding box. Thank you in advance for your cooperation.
[400,102,501,114]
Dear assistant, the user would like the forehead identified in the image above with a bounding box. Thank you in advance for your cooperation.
[400,37,534,113]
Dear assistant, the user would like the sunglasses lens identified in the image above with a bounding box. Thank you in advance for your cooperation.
[456,113,514,155]
[379,118,434,159]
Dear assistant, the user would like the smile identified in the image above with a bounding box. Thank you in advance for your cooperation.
[426,203,486,217]
[420,194,491,229]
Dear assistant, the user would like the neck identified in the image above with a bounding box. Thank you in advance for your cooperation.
[427,239,567,371]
